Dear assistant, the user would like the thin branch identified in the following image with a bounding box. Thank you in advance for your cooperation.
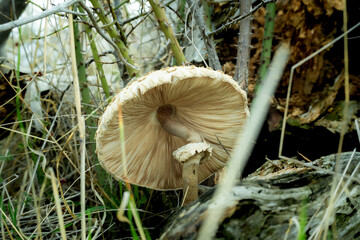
[120,11,151,26]
[125,11,152,38]
[78,1,138,71]
[234,0,252,93]
[186,0,221,70]
[88,0,139,78]
[85,50,115,68]
[149,0,186,65]
[0,0,83,33]
[208,0,277,37]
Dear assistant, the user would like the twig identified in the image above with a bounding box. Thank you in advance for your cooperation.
[208,0,277,37]
[234,0,252,93]
[107,0,127,45]
[85,50,114,67]
[216,135,230,156]
[321,2,351,238]
[78,1,138,72]
[186,0,221,70]
[0,0,83,33]
[120,11,151,26]
[0,207,25,240]
[48,168,68,240]
[149,0,186,65]
[125,11,152,39]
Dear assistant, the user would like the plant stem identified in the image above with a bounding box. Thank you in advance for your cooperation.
[234,0,252,93]
[186,0,221,70]
[73,9,111,196]
[256,2,276,92]
[88,0,139,78]
[74,21,90,112]
[79,7,111,99]
[149,0,186,65]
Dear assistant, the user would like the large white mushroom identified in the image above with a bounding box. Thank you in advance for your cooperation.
[95,66,249,204]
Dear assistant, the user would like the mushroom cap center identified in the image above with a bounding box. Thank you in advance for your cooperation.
[157,104,176,125]
[156,104,202,143]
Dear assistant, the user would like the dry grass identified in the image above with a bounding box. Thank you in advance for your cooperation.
[0,1,165,239]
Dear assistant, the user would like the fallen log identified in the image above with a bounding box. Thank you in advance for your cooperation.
[160,151,360,239]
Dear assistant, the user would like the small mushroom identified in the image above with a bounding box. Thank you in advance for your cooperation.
[96,66,249,204]
[173,142,212,203]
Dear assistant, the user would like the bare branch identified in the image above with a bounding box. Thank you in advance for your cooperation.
[0,0,83,33]
[234,0,252,93]
[186,0,221,70]
[208,0,277,37]
[78,1,138,71]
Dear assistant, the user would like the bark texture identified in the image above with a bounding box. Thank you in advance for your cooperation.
[161,151,360,239]
[234,0,251,93]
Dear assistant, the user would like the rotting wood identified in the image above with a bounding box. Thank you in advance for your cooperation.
[160,151,360,239]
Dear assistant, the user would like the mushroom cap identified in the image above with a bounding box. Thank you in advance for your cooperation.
[173,142,212,164]
[95,66,249,190]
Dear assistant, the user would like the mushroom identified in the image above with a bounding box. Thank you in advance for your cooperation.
[95,66,249,204]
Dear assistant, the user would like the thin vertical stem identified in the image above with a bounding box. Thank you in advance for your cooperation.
[234,0,251,93]
[149,0,186,65]
[68,9,86,239]
[256,2,276,91]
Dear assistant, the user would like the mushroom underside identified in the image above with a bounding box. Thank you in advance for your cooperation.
[96,69,248,190]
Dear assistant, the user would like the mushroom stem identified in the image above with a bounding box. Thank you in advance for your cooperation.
[157,104,202,143]
[182,152,205,205]
[158,104,209,204]
[162,118,202,143]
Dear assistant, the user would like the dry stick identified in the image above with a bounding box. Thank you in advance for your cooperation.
[68,11,87,240]
[48,168,67,240]
[30,178,43,240]
[149,0,186,65]
[208,0,276,37]
[0,207,25,240]
[79,117,87,240]
[85,0,139,78]
[0,0,83,32]
[184,6,208,67]
[186,0,221,70]
[234,0,251,93]
[198,44,290,240]
[0,126,56,143]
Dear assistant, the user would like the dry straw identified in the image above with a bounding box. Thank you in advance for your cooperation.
[68,10,86,240]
